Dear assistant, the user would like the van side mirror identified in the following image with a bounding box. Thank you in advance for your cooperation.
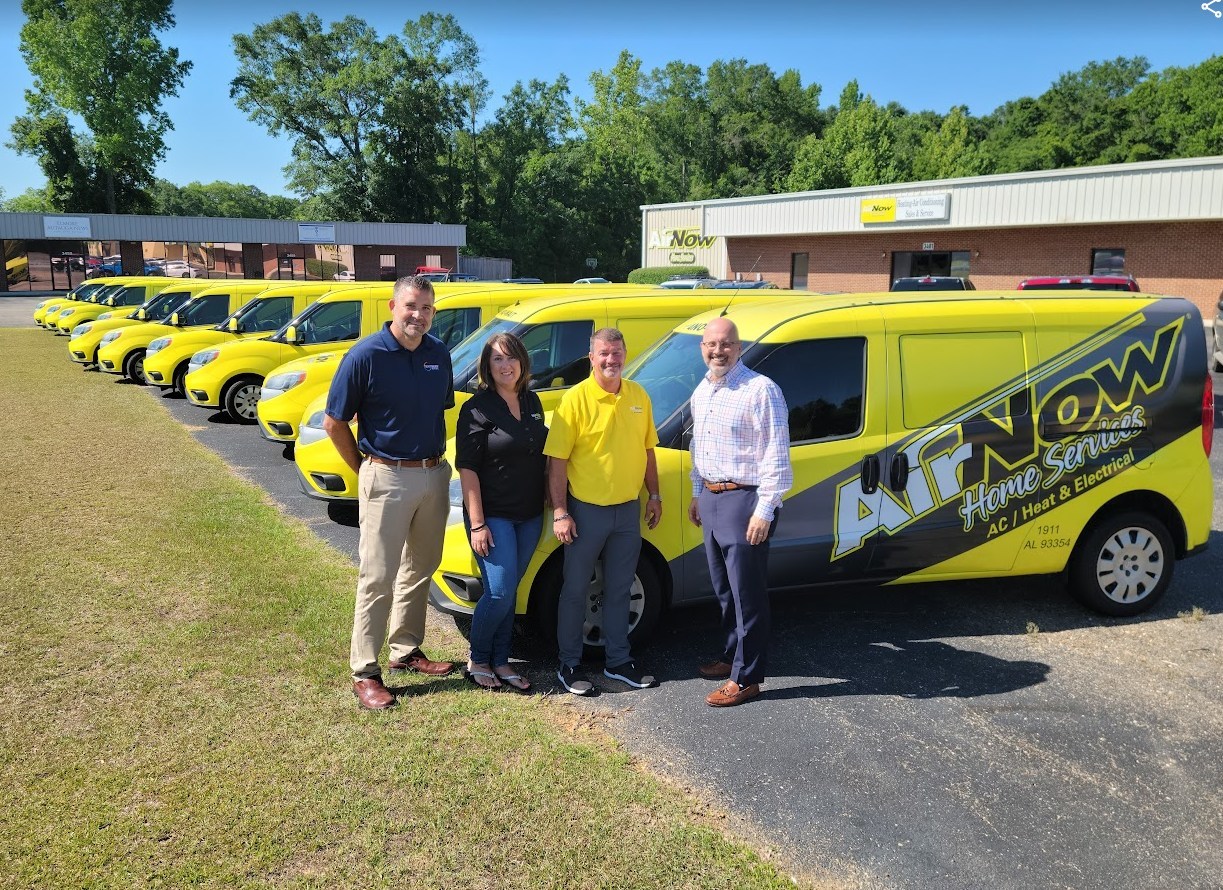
[168,312,180,325]
[137,309,147,320]
[283,325,299,344]
[227,317,240,333]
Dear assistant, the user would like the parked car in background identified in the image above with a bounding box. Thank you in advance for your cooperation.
[332,269,356,281]
[891,276,975,291]
[711,279,779,289]
[1212,289,1223,372]
[159,259,206,278]
[502,277,544,284]
[1017,275,1141,292]
[574,277,610,284]
[658,278,715,289]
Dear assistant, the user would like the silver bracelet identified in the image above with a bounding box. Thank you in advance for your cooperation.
[553,513,571,522]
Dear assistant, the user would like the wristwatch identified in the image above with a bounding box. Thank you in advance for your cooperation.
[648,494,662,502]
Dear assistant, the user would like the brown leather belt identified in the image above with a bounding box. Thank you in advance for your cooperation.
[703,480,745,493]
[366,455,442,468]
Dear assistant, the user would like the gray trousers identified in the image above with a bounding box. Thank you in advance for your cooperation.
[557,496,641,669]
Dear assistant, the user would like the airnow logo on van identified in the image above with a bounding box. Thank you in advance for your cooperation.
[832,312,1185,558]
[648,227,717,250]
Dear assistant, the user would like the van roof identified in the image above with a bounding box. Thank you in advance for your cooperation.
[490,287,824,322]
[674,289,1168,343]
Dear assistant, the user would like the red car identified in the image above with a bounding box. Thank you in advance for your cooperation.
[1018,275,1141,292]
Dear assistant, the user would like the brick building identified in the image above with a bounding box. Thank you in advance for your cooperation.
[641,156,1223,319]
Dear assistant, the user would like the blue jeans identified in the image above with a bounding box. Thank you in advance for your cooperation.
[469,514,544,666]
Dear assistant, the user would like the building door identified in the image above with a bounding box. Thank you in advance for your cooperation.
[50,252,86,290]
[891,250,971,281]
[790,252,809,290]
[276,253,306,280]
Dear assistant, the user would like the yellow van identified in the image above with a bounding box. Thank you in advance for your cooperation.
[138,281,361,413]
[68,280,217,367]
[293,287,809,501]
[428,289,1214,652]
[255,283,526,443]
[34,279,111,326]
[47,277,165,333]
[99,282,272,386]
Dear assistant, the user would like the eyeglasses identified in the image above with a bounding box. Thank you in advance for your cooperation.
[701,340,740,349]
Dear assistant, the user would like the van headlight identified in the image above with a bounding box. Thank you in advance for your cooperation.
[147,337,171,355]
[60,308,76,318]
[99,330,122,346]
[192,348,221,366]
[265,370,307,392]
[72,323,93,337]
[303,409,326,430]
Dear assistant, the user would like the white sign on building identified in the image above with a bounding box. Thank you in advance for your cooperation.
[42,216,92,239]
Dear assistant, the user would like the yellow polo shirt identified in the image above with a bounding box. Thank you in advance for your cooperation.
[544,375,659,506]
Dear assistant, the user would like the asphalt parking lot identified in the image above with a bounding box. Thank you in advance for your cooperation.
[13,301,1223,890]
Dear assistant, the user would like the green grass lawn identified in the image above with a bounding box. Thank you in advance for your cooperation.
[0,330,806,889]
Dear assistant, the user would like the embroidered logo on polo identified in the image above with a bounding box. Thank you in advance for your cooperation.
[423,362,441,371]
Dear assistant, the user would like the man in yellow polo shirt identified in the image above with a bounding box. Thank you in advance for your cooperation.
[545,327,662,695]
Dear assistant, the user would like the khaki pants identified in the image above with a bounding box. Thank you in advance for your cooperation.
[351,459,451,680]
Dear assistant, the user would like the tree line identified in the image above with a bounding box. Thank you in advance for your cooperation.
[7,3,1223,281]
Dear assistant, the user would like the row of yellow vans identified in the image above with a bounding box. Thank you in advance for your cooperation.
[37,277,1215,656]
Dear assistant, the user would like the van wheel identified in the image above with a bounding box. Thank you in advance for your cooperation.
[530,552,663,656]
[172,363,189,397]
[223,376,262,423]
[123,349,147,385]
[1068,511,1174,616]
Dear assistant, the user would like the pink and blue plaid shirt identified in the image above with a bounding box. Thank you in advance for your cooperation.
[689,360,792,521]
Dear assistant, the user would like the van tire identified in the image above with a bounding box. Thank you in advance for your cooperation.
[1068,511,1174,616]
[172,362,189,397]
[530,552,663,656]
[223,376,262,424]
[123,349,147,385]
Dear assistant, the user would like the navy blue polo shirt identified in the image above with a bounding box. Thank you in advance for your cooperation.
[325,323,455,460]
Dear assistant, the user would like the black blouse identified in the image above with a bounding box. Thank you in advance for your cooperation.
[454,387,547,521]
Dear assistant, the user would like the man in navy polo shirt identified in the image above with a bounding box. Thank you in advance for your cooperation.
[324,275,457,710]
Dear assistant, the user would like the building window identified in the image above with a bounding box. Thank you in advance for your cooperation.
[891,250,971,280]
[379,254,398,281]
[1091,249,1125,275]
[790,252,809,290]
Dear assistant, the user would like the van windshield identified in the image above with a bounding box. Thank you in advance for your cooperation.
[625,331,713,431]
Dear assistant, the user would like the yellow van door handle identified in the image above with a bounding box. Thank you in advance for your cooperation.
[888,452,910,492]
[860,454,880,494]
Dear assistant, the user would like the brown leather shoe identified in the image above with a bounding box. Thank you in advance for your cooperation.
[706,679,760,707]
[353,677,396,710]
[388,651,456,676]
[698,660,733,680]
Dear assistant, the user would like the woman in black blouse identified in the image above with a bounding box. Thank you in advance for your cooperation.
[455,332,547,691]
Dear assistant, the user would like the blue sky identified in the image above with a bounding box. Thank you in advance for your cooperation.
[2,0,1221,201]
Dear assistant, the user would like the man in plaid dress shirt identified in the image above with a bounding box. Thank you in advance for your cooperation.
[688,316,792,707]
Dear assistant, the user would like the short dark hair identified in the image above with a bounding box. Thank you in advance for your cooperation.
[477,332,532,393]
[393,275,435,301]
[590,327,625,351]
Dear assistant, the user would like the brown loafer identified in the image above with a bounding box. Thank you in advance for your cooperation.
[353,677,396,710]
[698,660,733,680]
[388,651,456,676]
[706,679,760,707]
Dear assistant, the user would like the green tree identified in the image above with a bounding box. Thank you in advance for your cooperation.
[911,106,990,180]
[787,81,903,191]
[11,0,191,213]
[1120,56,1223,161]
[231,12,481,223]
[149,180,300,219]
[3,187,55,212]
